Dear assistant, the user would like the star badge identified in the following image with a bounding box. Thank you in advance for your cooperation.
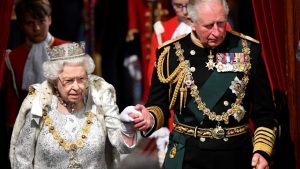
[206,60,215,70]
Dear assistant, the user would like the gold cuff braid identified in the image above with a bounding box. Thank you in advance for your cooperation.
[146,106,164,130]
[253,127,277,155]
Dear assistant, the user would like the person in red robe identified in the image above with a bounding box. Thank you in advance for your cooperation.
[0,0,67,129]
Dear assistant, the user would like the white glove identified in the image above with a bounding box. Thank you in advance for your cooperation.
[123,55,142,80]
[119,106,142,122]
[149,127,170,153]
[119,106,142,134]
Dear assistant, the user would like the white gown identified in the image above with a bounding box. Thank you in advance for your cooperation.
[10,75,134,169]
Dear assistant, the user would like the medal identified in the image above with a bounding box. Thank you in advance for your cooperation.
[169,144,177,159]
[206,50,215,70]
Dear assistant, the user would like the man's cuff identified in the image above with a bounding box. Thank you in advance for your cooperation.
[146,106,164,130]
[253,127,277,156]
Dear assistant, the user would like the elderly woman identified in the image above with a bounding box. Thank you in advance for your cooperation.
[9,42,140,169]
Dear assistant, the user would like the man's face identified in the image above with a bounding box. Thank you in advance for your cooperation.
[172,0,190,23]
[189,1,227,48]
[20,13,51,43]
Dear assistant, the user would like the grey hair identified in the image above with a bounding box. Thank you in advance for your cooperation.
[43,55,95,80]
[187,0,229,22]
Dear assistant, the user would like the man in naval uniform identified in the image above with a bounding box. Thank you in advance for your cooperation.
[129,0,277,169]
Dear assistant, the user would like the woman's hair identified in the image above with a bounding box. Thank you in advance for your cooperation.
[187,0,229,22]
[43,55,95,80]
[15,0,52,22]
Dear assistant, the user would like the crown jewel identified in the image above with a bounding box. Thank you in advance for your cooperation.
[47,42,86,61]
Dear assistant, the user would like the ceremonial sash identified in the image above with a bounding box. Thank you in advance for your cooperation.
[187,70,237,123]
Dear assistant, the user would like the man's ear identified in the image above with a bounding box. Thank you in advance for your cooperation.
[186,16,196,31]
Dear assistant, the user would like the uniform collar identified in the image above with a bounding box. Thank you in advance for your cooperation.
[190,31,204,48]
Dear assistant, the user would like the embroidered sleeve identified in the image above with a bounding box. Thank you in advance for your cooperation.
[147,106,165,130]
[10,112,37,169]
[253,127,277,156]
[100,83,135,154]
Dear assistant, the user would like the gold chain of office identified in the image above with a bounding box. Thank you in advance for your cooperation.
[156,40,251,124]
[42,109,94,151]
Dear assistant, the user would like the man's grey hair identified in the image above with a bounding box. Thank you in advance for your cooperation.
[43,55,95,80]
[187,0,229,22]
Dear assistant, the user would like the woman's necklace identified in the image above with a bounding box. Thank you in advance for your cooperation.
[55,90,77,113]
[57,97,76,113]
[42,109,94,169]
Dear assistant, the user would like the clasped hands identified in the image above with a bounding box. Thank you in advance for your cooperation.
[119,104,154,135]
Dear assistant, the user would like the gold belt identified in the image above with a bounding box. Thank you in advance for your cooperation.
[173,123,249,140]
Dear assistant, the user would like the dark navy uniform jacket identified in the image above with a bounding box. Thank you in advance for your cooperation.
[144,31,277,167]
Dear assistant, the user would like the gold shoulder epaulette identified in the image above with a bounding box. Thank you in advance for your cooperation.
[158,34,188,49]
[230,30,260,44]
[28,86,36,96]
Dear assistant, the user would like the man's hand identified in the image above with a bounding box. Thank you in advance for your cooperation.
[251,153,269,169]
[132,104,154,131]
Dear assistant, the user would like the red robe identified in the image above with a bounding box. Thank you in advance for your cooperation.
[1,38,66,127]
[127,0,152,103]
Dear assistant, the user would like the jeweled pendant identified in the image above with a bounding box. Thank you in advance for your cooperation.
[68,151,82,169]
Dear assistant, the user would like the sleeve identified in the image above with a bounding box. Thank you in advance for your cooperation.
[100,83,135,154]
[248,43,277,160]
[10,108,37,169]
[144,47,172,136]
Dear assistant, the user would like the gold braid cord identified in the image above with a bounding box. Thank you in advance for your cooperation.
[253,127,277,155]
[147,106,164,130]
[156,45,189,109]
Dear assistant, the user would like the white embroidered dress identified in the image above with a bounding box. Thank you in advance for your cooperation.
[10,75,134,169]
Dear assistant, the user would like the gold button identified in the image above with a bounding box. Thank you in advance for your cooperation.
[224,101,229,106]
[145,33,151,39]
[144,12,150,17]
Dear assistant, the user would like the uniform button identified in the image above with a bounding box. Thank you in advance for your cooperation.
[145,12,150,17]
[223,101,229,106]
[190,67,196,72]
[145,22,151,28]
[190,50,196,55]
[145,33,151,39]
[200,137,206,142]
[146,44,151,49]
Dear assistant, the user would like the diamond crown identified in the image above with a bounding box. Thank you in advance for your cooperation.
[47,42,86,61]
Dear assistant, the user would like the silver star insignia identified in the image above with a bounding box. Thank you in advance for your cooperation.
[206,60,215,70]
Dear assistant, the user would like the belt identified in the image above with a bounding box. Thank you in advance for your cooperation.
[173,122,249,140]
